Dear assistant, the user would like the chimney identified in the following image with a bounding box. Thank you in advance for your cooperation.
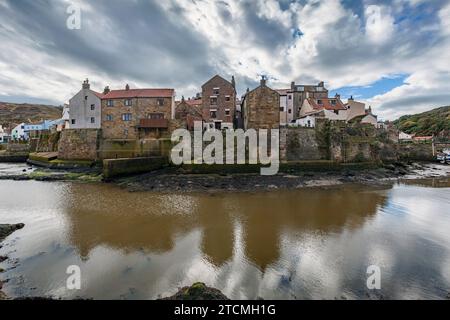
[260,75,267,87]
[82,78,90,90]
[103,86,110,95]
[291,81,295,90]
[335,93,340,100]
[231,75,236,89]
[318,81,324,87]
[349,95,354,101]
[125,84,130,91]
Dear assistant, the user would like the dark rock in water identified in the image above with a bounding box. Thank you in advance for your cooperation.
[159,283,229,300]
[0,223,25,242]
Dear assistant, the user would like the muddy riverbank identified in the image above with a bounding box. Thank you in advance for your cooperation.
[116,162,450,193]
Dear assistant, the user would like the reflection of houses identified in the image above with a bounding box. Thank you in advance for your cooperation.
[65,184,389,272]
[101,84,175,139]
[202,75,236,130]
[242,77,280,130]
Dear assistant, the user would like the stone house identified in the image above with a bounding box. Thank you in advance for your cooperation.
[175,97,203,131]
[201,75,236,130]
[290,81,329,120]
[299,95,347,120]
[242,77,280,130]
[101,84,175,140]
[277,89,294,126]
[68,79,104,129]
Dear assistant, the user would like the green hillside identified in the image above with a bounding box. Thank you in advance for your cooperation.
[394,106,450,137]
[0,102,62,128]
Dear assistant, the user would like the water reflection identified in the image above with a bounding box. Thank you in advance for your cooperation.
[0,178,449,300]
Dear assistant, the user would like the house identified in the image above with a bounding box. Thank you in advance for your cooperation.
[101,84,176,139]
[295,114,319,128]
[175,97,203,131]
[201,75,236,130]
[345,97,367,121]
[413,136,433,142]
[360,107,378,126]
[0,125,10,144]
[242,77,280,130]
[277,89,294,126]
[62,104,70,129]
[68,79,104,129]
[11,123,27,141]
[299,95,347,121]
[290,81,329,119]
[399,131,414,141]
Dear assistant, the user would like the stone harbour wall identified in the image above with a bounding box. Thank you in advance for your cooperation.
[58,129,100,160]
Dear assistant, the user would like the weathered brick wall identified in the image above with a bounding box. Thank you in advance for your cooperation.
[202,75,236,123]
[58,129,100,160]
[244,85,280,130]
[102,97,173,140]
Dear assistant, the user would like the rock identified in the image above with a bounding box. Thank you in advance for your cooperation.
[159,283,229,300]
[0,224,25,242]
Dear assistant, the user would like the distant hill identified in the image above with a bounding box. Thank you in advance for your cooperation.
[0,102,63,128]
[394,106,450,137]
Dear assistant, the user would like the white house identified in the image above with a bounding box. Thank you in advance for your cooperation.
[0,125,10,144]
[68,79,103,129]
[11,123,28,140]
[399,131,414,141]
[295,115,317,128]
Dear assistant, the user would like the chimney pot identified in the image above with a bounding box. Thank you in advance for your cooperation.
[82,78,90,90]
[260,75,267,87]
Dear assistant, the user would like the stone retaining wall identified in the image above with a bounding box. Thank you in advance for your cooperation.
[58,129,100,160]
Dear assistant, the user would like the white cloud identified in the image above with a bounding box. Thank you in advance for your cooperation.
[365,5,395,44]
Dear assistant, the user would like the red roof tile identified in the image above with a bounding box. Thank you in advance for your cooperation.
[102,89,174,99]
[307,98,346,111]
[92,91,105,99]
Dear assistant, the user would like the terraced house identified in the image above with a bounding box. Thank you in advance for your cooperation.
[101,85,175,140]
[202,75,236,130]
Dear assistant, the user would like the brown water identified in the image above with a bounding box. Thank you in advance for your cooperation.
[0,174,449,299]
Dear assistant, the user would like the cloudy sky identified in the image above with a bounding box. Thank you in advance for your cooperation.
[0,0,449,120]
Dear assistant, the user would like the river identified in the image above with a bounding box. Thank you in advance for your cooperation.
[0,164,449,300]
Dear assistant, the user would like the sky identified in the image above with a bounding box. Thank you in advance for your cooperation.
[0,0,449,120]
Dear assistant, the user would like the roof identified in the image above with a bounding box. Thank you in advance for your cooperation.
[102,88,174,99]
[275,89,291,95]
[307,98,346,111]
[202,75,234,89]
[92,91,105,99]
[186,99,202,106]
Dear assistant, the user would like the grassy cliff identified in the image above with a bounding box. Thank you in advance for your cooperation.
[0,102,62,127]
[394,106,450,137]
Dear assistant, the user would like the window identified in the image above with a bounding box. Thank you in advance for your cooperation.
[330,100,336,105]
[124,129,129,136]
[225,95,231,102]
[213,88,220,95]
[122,113,132,121]
[317,100,323,105]
[71,119,76,125]
[210,97,218,105]
[288,109,292,114]
[125,99,132,106]
[148,113,164,119]
[225,109,230,116]
[307,120,311,127]
[157,98,164,106]
[90,117,95,124]
[107,100,114,107]
[210,110,217,118]
[288,95,292,100]
[85,96,88,100]
[106,115,113,121]
[90,104,95,110]
[280,107,285,112]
